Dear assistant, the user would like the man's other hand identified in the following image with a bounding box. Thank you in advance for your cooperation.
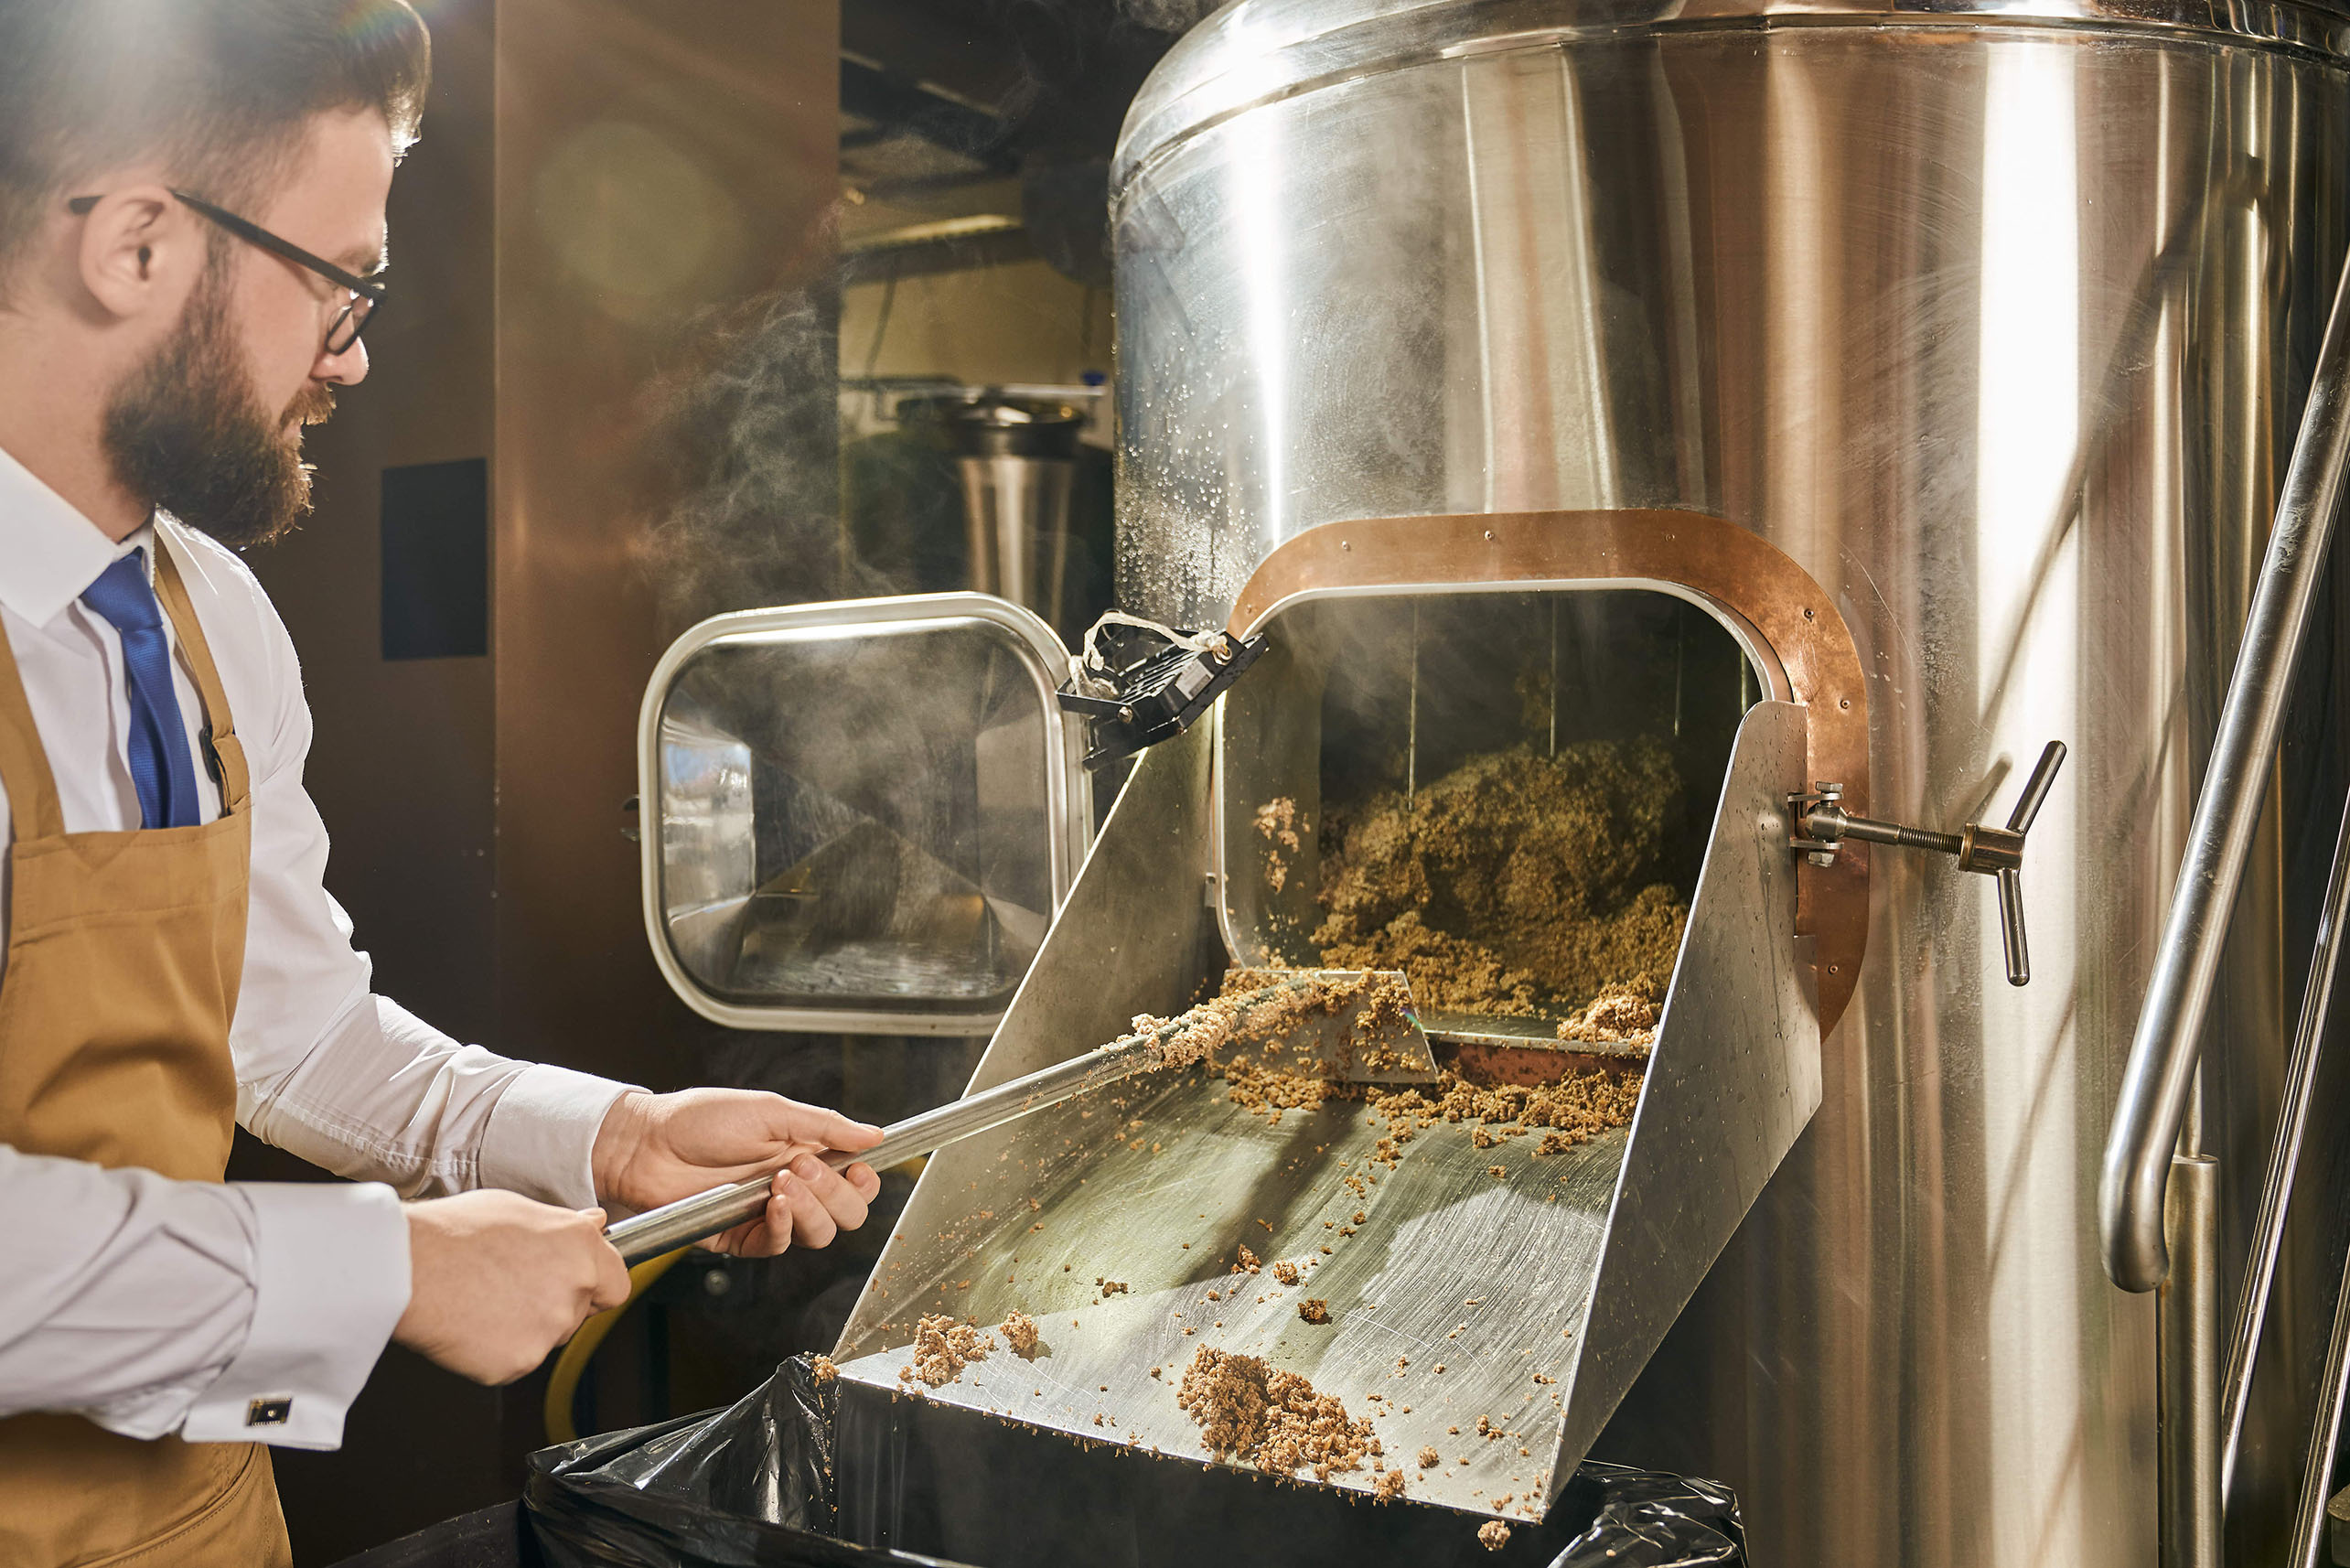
[590,1089,885,1257]
[394,1191,631,1384]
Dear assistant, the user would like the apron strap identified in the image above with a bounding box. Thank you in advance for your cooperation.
[0,607,66,844]
[153,535,251,817]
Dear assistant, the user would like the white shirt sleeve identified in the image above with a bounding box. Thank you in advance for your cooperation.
[240,993,634,1209]
[223,557,638,1209]
[0,1144,409,1452]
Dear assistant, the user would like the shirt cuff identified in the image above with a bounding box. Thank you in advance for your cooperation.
[478,1064,639,1209]
[181,1182,409,1451]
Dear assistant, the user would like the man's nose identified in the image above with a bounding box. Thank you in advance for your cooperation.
[317,335,369,387]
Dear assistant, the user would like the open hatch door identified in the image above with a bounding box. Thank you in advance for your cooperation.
[638,593,1091,1035]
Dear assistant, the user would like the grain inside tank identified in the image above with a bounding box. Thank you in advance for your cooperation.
[1312,740,1687,1017]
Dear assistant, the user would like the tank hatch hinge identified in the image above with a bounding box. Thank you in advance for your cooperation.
[1057,613,1269,771]
[1790,740,2066,987]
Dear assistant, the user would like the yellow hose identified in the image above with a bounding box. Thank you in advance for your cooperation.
[542,1248,687,1444]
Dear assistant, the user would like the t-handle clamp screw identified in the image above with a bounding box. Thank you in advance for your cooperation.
[1790,741,2068,986]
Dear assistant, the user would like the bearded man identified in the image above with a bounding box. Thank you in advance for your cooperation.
[0,5,882,1563]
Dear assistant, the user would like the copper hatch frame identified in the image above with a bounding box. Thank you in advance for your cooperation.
[1226,507,1871,1033]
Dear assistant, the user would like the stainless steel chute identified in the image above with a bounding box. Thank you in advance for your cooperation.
[827,542,1832,1523]
[826,562,1827,1520]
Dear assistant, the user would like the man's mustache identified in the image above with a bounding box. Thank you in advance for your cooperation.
[288,384,336,428]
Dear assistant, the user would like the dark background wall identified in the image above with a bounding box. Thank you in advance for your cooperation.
[486,0,838,1090]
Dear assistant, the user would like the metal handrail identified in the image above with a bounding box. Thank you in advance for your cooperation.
[2162,1154,2223,1568]
[2220,781,2350,1494]
[2290,1245,2350,1568]
[2100,248,2350,1294]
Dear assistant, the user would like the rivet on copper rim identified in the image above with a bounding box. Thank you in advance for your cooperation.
[1803,607,1816,620]
[1484,531,1495,541]
[1340,540,1352,551]
[1839,697,1851,710]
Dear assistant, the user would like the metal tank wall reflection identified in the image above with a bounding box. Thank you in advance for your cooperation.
[1111,9,2350,1563]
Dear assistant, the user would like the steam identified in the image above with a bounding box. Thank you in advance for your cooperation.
[1111,0,1223,33]
[983,0,1209,168]
[637,289,896,633]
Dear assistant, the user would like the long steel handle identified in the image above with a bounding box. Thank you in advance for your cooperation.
[2221,779,2350,1495]
[604,1039,1162,1264]
[2102,247,2350,1294]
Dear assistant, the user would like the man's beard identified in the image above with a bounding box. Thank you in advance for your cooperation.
[100,272,335,550]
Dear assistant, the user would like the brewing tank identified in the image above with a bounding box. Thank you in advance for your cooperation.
[1110,2,2350,1562]
[896,393,1087,633]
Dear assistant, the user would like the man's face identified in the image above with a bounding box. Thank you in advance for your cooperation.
[102,109,393,547]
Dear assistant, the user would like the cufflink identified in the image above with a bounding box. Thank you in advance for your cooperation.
[244,1397,294,1428]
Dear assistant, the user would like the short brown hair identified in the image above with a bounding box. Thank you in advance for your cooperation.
[0,0,430,286]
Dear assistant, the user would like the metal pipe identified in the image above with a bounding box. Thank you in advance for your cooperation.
[2222,775,2350,1494]
[2160,1153,2222,1568]
[2289,1218,2350,1568]
[2102,248,2350,1293]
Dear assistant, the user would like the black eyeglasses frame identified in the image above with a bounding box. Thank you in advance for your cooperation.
[67,188,385,355]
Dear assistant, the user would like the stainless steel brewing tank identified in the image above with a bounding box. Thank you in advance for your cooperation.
[1111,3,2350,1563]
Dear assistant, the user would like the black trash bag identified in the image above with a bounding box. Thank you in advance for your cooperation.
[526,1358,1741,1568]
[526,1359,956,1568]
[1546,1463,1744,1566]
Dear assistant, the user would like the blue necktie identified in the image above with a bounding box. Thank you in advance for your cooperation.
[80,549,201,830]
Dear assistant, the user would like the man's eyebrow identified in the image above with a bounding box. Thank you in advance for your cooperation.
[337,238,388,277]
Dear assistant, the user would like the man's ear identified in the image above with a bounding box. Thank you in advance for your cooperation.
[73,185,199,322]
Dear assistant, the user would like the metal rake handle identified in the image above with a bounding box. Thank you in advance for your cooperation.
[601,1039,1163,1263]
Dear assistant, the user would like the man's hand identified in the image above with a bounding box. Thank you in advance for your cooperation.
[591,1088,885,1258]
[394,1190,631,1385]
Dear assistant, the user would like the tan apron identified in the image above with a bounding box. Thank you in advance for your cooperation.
[0,542,291,1568]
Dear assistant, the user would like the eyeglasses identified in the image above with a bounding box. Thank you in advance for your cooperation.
[67,188,385,356]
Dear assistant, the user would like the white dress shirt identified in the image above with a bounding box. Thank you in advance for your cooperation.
[0,446,635,1451]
